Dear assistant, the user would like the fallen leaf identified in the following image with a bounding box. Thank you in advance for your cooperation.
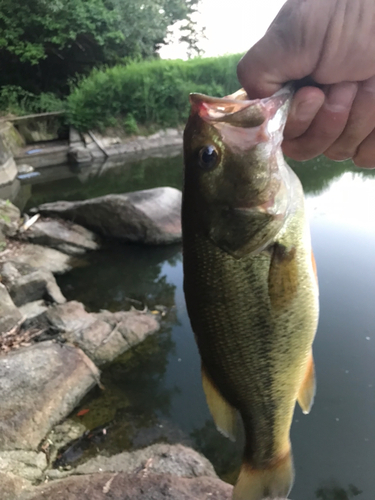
[76,408,90,417]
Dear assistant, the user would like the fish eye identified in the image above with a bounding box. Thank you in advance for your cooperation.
[198,145,219,170]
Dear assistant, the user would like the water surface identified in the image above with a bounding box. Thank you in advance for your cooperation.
[20,153,375,500]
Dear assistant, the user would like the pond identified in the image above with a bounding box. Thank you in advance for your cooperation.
[19,152,375,500]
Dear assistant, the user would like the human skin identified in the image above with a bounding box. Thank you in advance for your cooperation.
[237,0,375,168]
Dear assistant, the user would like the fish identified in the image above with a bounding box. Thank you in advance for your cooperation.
[182,86,319,500]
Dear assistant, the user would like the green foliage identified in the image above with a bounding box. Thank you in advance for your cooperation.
[0,85,64,115]
[66,54,242,131]
[0,0,201,94]
[0,0,122,65]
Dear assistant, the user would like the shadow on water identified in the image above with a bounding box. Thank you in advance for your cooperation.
[16,152,374,499]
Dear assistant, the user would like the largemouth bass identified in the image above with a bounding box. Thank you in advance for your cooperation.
[182,86,319,500]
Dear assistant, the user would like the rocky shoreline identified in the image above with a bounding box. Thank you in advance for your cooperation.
[0,189,232,500]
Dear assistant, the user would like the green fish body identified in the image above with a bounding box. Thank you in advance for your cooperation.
[182,87,319,500]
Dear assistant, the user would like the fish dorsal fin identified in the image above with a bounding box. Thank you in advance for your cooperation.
[297,350,316,414]
[201,364,238,441]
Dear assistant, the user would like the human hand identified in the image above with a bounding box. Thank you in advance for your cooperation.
[237,0,375,168]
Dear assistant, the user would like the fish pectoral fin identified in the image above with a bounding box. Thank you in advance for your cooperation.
[297,351,316,414]
[268,243,298,311]
[233,451,294,500]
[201,365,237,441]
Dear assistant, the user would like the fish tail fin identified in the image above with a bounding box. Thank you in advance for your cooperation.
[233,451,294,500]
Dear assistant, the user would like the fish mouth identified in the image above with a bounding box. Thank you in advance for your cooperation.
[189,86,293,129]
[189,87,293,152]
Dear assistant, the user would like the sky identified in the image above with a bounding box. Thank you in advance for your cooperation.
[159,0,287,60]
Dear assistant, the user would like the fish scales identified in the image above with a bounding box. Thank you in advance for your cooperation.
[182,87,319,500]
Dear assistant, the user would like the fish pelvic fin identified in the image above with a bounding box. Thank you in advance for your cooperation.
[297,350,316,414]
[233,451,294,500]
[201,364,237,441]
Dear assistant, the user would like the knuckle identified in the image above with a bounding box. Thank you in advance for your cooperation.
[324,147,354,161]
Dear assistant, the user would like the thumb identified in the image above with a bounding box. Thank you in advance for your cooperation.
[237,38,294,99]
[237,0,331,99]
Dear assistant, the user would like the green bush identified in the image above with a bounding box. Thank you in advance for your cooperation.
[123,113,139,135]
[0,85,64,116]
[66,54,243,131]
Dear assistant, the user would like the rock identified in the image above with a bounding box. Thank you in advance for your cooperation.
[0,341,100,450]
[46,301,96,332]
[2,243,73,274]
[46,301,160,365]
[27,473,232,500]
[0,471,31,500]
[0,121,25,156]
[0,228,6,248]
[0,199,20,237]
[23,218,99,255]
[74,443,217,478]
[0,283,23,334]
[0,450,47,482]
[8,269,66,307]
[18,300,49,321]
[32,187,182,245]
[0,123,21,188]
[0,262,21,285]
[44,419,87,466]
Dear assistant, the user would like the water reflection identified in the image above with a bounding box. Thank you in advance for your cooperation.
[316,482,362,499]
[57,242,181,312]
[23,151,183,210]
[14,152,375,216]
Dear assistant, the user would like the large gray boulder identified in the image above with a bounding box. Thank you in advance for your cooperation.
[0,283,23,334]
[25,473,232,500]
[0,341,100,450]
[32,187,182,245]
[23,218,99,255]
[46,301,160,365]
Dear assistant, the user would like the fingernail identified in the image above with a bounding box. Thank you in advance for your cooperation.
[325,82,357,112]
[295,99,322,122]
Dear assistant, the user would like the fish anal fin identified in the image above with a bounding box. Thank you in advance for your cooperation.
[268,243,298,311]
[297,351,316,414]
[233,451,294,500]
[201,365,237,441]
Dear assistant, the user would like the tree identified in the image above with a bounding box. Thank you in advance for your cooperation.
[0,0,200,94]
